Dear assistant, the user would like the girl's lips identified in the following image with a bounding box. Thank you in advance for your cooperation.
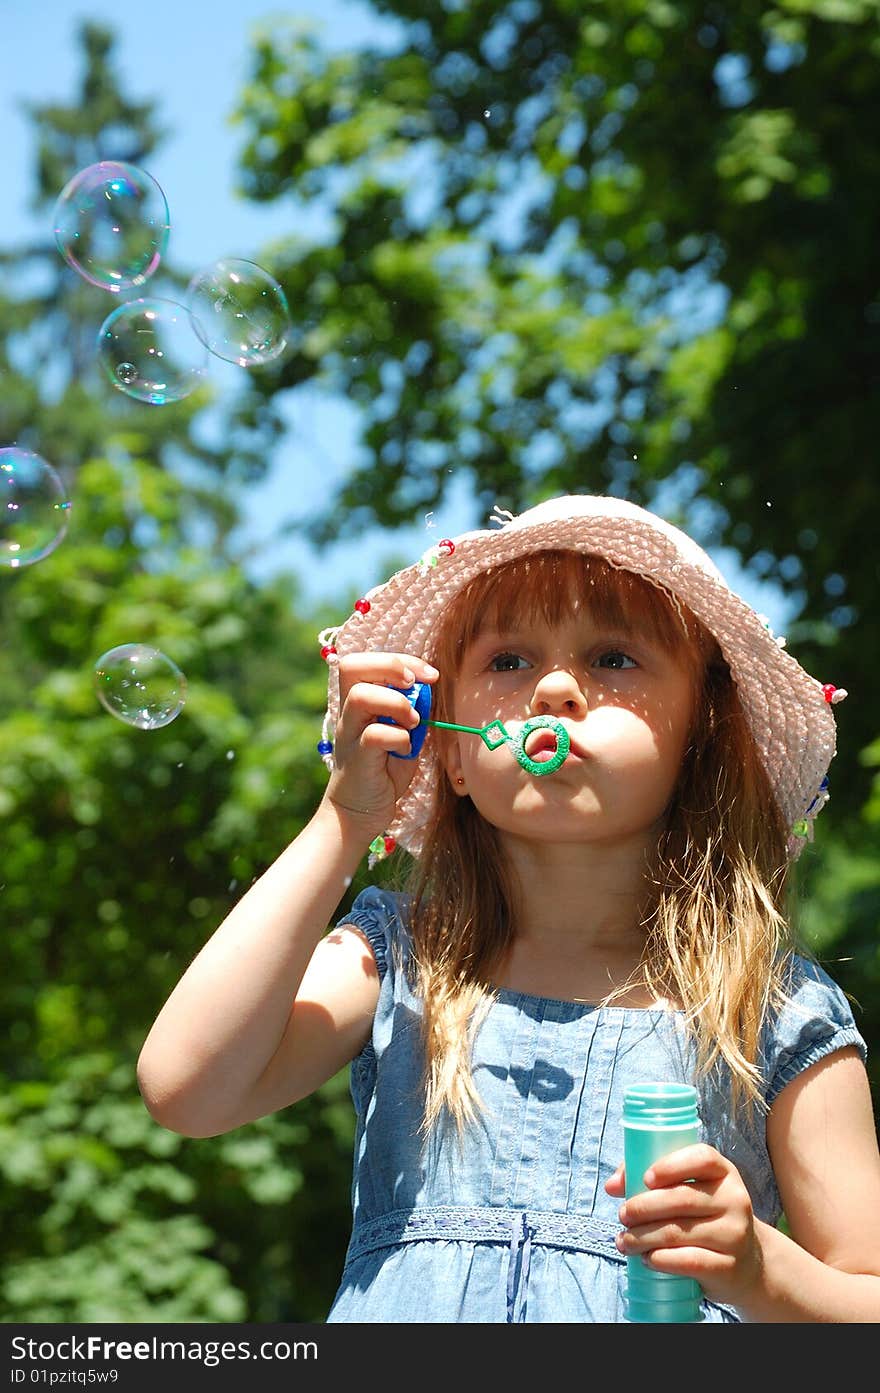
[523,728,587,761]
[524,730,557,759]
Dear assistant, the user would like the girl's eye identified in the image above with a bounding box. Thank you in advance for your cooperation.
[489,652,530,672]
[597,650,637,670]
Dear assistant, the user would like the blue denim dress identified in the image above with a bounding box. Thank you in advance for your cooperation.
[326,887,868,1323]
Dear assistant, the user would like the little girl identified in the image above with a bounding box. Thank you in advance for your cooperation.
[137,494,880,1322]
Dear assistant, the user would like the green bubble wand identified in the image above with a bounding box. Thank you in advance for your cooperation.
[386,682,571,776]
[426,714,571,776]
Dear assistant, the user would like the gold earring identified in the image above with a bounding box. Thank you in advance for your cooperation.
[455,777,465,786]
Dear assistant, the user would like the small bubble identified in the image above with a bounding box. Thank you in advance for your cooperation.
[0,448,71,569]
[226,750,235,760]
[94,643,186,729]
[98,298,208,405]
[187,258,291,367]
[52,160,170,291]
[483,109,491,118]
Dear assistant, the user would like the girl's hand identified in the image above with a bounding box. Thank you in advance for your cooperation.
[323,651,440,831]
[605,1144,765,1309]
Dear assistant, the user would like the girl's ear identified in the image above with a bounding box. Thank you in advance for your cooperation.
[439,736,467,794]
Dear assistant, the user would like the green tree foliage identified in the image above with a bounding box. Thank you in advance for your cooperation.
[0,461,364,1317]
[1,24,364,1321]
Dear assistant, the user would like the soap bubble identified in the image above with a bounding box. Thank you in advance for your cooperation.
[97,298,208,404]
[187,258,291,367]
[52,161,170,292]
[94,643,187,729]
[0,448,72,569]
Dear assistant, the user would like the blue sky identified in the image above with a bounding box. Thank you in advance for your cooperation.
[0,0,794,630]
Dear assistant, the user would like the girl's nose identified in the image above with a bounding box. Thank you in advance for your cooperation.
[529,667,589,717]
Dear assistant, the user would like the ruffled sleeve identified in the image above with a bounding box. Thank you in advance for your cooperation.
[334,884,412,986]
[763,956,868,1107]
[334,886,414,1101]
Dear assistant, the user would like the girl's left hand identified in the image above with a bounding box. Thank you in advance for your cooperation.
[605,1144,766,1309]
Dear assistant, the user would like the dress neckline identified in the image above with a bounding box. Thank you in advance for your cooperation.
[492,984,678,1015]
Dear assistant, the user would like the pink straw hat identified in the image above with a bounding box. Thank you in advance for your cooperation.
[318,495,845,863]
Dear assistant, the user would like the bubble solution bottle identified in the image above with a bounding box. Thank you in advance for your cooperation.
[623,1082,704,1323]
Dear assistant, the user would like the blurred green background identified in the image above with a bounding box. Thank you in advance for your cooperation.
[1,0,878,1322]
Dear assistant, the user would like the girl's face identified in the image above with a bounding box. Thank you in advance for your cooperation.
[444,605,699,851]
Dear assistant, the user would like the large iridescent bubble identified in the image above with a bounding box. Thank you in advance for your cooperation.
[52,161,171,292]
[187,258,291,367]
[0,448,72,569]
[94,643,187,729]
[97,298,209,404]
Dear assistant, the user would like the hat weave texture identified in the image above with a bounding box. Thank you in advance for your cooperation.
[323,495,838,862]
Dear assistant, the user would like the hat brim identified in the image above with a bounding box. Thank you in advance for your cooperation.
[326,499,836,861]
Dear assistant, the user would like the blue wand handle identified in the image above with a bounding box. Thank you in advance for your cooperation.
[379,682,433,760]
[379,683,571,775]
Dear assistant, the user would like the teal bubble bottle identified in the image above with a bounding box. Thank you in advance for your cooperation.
[623,1083,703,1323]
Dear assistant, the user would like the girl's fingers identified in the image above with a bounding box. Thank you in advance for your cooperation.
[336,652,439,708]
[640,1143,729,1190]
[619,1182,718,1230]
[343,681,422,737]
[604,1163,626,1196]
[625,1246,734,1278]
[359,721,416,756]
[616,1215,724,1254]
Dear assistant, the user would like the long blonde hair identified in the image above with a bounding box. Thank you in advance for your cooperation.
[386,550,794,1137]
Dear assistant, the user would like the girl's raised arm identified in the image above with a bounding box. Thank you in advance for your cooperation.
[136,649,437,1138]
[136,798,379,1137]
